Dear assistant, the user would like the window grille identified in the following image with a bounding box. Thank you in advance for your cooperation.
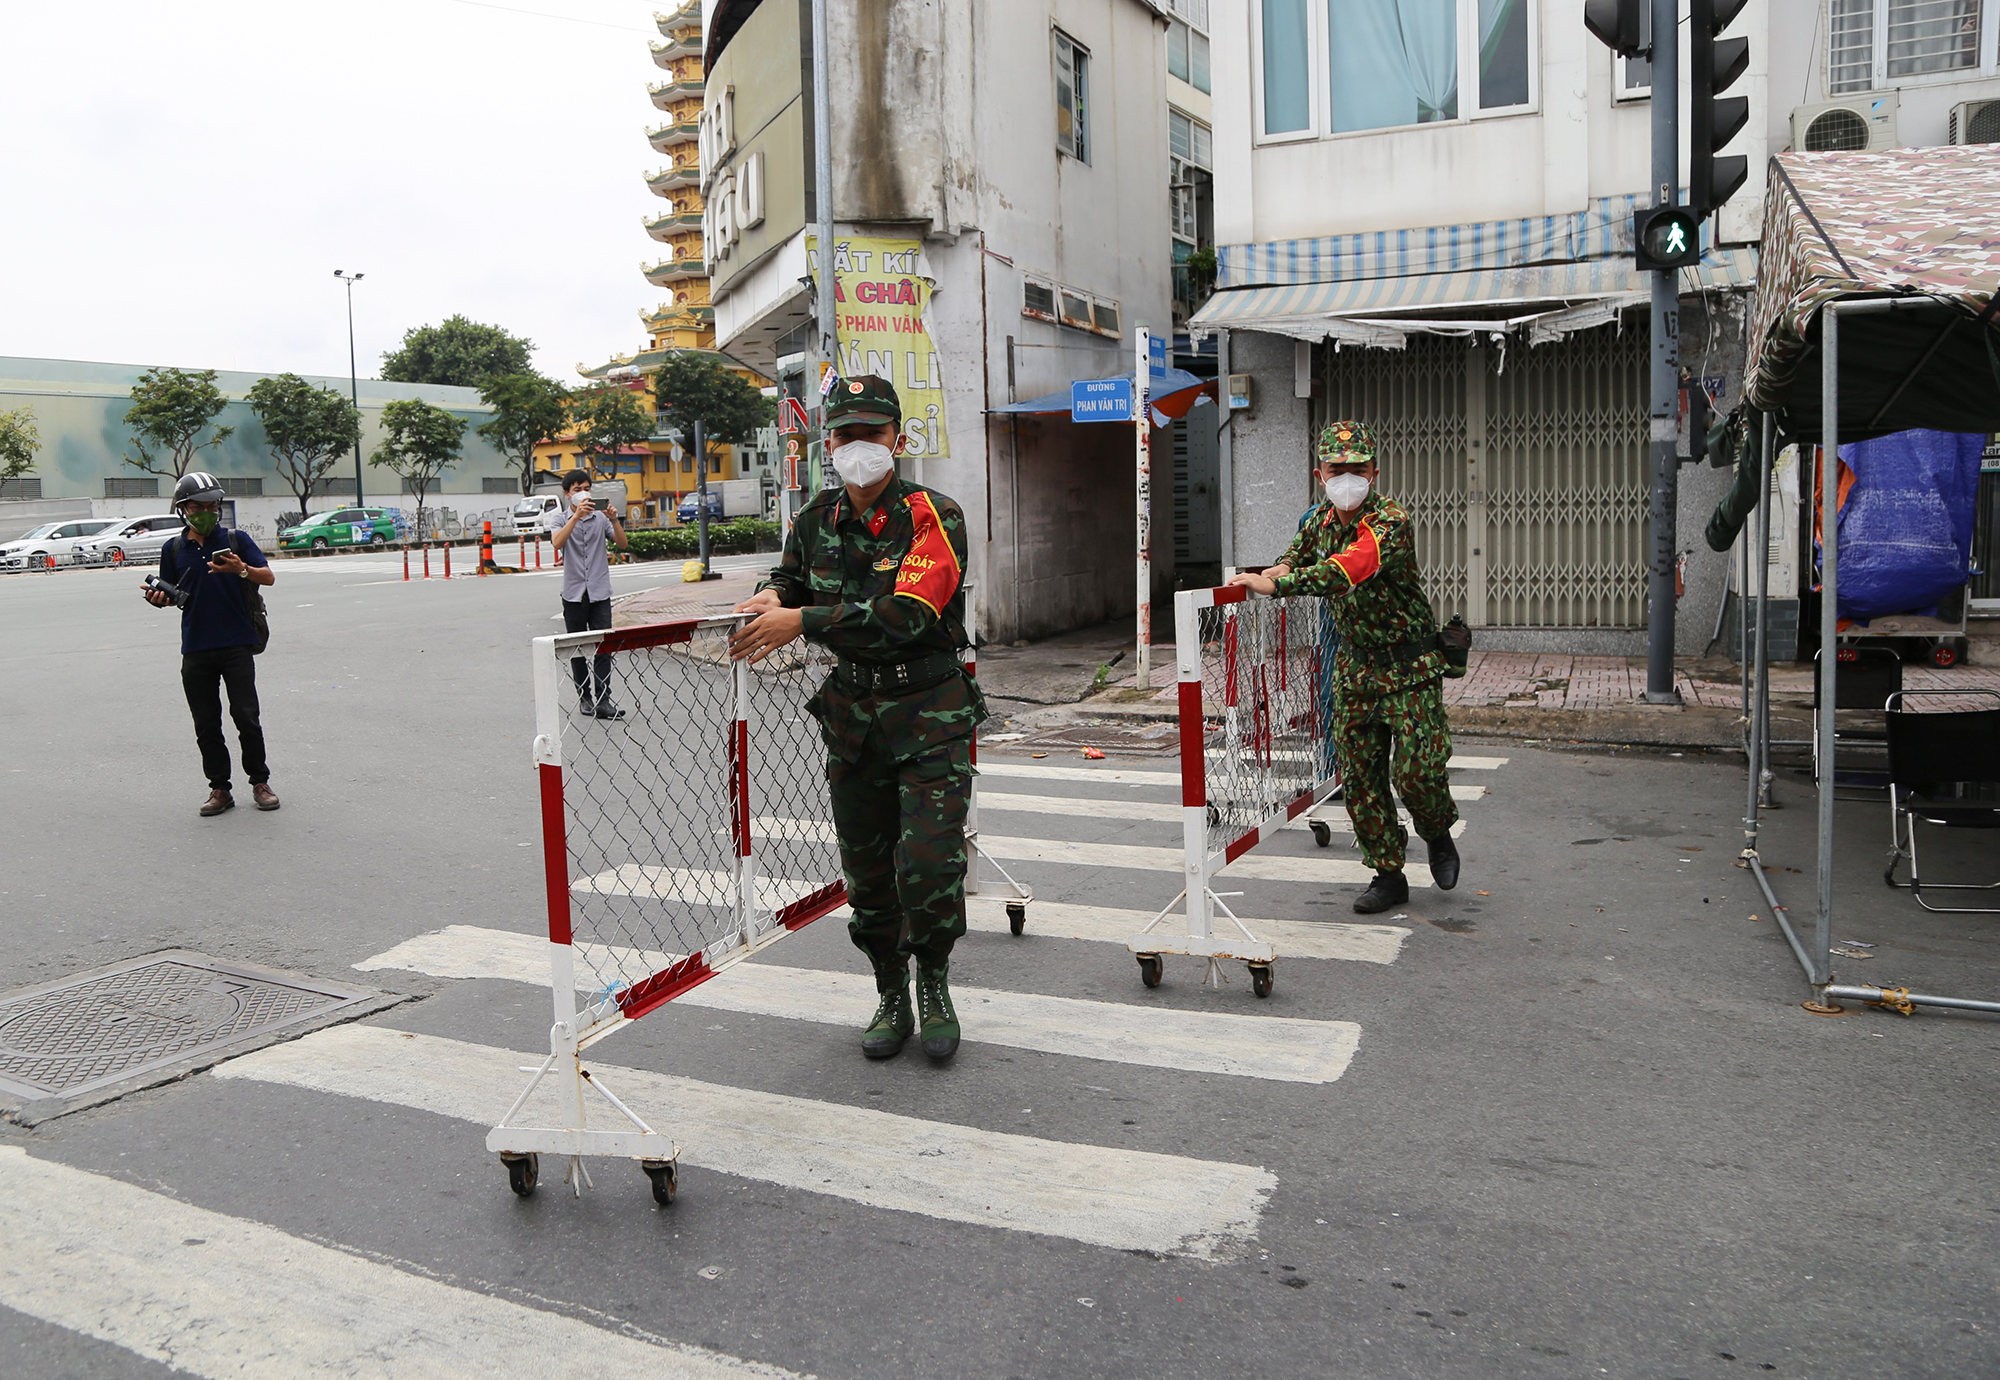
[219,477,262,497]
[311,477,358,497]
[0,479,41,499]
[1022,278,1058,323]
[483,477,520,493]
[103,477,159,499]
[1055,31,1090,162]
[1830,0,1983,93]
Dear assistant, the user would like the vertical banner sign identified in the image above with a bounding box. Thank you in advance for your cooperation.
[778,395,810,535]
[806,235,951,462]
[1135,324,1152,692]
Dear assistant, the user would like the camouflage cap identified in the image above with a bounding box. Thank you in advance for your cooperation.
[1317,420,1378,466]
[824,374,902,428]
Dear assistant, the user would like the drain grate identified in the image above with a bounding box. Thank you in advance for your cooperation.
[1015,722,1180,754]
[0,951,371,1104]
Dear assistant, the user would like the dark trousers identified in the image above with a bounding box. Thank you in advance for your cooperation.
[563,597,613,701]
[829,730,973,985]
[181,646,268,791]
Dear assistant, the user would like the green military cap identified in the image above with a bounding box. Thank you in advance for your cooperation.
[824,373,902,428]
[1317,420,1378,465]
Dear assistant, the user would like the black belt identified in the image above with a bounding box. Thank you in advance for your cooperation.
[836,651,965,695]
[1339,634,1439,668]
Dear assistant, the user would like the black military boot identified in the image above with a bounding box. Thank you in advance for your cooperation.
[914,963,961,1062]
[861,982,914,1059]
[1352,869,1410,914]
[1426,832,1461,890]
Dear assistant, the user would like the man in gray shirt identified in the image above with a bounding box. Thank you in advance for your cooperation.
[553,468,629,719]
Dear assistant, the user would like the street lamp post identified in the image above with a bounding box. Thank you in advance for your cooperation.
[334,270,365,507]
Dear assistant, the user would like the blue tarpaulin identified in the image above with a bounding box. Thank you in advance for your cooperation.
[1817,429,1984,623]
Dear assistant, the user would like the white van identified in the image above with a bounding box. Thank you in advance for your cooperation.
[511,494,565,534]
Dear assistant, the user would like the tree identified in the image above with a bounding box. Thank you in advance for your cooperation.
[650,349,775,458]
[381,316,534,388]
[247,374,362,517]
[0,406,39,486]
[477,372,572,495]
[369,399,466,538]
[122,367,234,480]
[571,381,656,482]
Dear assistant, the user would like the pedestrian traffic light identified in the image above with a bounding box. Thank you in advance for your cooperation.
[1583,0,1647,58]
[1691,0,1750,217]
[1633,206,1702,271]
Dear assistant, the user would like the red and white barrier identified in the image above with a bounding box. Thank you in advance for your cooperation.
[1126,585,1341,996]
[960,584,1032,933]
[489,614,846,1199]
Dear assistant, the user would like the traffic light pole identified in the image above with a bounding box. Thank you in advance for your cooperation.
[1643,0,1682,704]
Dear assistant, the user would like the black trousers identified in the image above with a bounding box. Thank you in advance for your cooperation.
[563,597,614,701]
[181,646,268,791]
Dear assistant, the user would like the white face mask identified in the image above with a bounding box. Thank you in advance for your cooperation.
[832,439,896,489]
[1324,473,1371,509]
[573,489,592,504]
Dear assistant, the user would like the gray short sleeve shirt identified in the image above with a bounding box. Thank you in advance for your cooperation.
[559,510,615,602]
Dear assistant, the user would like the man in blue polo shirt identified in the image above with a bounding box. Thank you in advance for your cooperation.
[142,471,281,817]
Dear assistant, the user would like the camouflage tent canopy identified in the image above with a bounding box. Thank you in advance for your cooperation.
[1745,145,2000,444]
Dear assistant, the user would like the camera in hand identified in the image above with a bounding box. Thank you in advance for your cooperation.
[144,574,190,609]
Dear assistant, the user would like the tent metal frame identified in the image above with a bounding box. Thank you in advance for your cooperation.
[1737,297,2000,1017]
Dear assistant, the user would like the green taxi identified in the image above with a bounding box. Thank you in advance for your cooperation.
[278,506,404,553]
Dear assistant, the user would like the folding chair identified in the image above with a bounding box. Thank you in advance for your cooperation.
[1882,690,2000,913]
[1813,643,1902,792]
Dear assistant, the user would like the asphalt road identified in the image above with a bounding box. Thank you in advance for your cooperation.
[1,555,1995,1380]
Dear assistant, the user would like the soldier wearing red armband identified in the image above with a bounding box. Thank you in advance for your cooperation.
[730,375,985,1062]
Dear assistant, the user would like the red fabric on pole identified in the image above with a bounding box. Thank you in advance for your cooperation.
[1178,679,1205,807]
[729,717,751,858]
[538,763,572,945]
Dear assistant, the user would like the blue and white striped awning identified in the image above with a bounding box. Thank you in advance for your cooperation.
[1192,248,1759,333]
[1216,194,1670,289]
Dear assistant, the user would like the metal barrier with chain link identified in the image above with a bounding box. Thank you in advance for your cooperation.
[489,585,1021,1204]
[1126,585,1342,999]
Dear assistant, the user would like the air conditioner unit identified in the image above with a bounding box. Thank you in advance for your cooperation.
[1090,297,1122,339]
[1057,288,1095,332]
[1791,94,1898,153]
[1948,99,2000,145]
[1021,277,1057,324]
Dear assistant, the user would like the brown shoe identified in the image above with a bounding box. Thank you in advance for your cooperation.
[252,783,281,811]
[200,789,234,817]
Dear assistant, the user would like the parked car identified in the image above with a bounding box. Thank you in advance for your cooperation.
[278,507,399,553]
[77,514,187,566]
[0,519,115,571]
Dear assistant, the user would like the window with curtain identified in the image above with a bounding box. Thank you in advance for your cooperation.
[1261,0,1312,133]
[1324,0,1530,134]
[1829,0,1985,93]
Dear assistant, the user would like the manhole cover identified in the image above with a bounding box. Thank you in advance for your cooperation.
[1017,723,1180,753]
[0,951,372,1105]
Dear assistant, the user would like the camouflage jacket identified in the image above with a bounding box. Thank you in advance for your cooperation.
[760,477,986,763]
[1272,492,1445,698]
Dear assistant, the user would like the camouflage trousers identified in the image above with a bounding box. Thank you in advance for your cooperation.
[827,727,971,988]
[1331,676,1457,873]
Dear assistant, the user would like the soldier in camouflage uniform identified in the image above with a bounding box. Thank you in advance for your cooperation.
[731,375,984,1061]
[1228,421,1462,913]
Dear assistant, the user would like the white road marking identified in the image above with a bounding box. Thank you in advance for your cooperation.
[959,897,1410,964]
[0,1147,798,1380]
[750,820,1436,888]
[571,864,827,911]
[216,1026,1275,1260]
[978,755,1504,788]
[358,927,1360,1084]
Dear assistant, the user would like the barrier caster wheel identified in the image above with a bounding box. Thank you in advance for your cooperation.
[1137,954,1163,988]
[1249,964,1274,998]
[1931,641,1959,668]
[1207,804,1220,829]
[1309,821,1331,848]
[501,1152,539,1197]
[642,1159,678,1207]
[1007,902,1027,935]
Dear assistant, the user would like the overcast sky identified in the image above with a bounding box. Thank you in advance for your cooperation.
[0,0,668,384]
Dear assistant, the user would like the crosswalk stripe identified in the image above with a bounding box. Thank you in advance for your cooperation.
[751,820,1437,888]
[959,897,1411,963]
[358,927,1361,1085]
[0,1146,797,1379]
[215,1026,1274,1260]
[978,754,1506,787]
[972,790,1476,826]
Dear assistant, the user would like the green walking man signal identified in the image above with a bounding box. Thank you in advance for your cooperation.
[1633,206,1703,271]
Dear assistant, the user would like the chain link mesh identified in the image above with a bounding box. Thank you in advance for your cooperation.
[551,617,842,1009]
[1193,593,1339,859]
